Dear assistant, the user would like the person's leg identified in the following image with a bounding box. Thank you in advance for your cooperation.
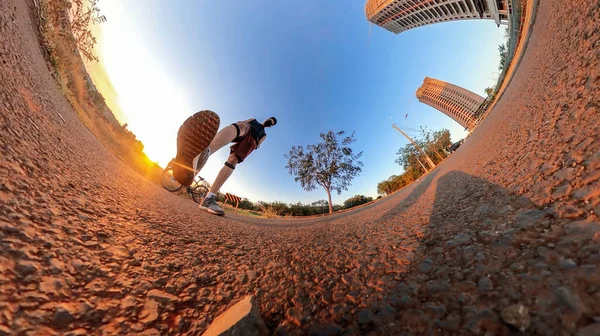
[192,122,249,175]
[209,154,238,194]
[200,154,239,215]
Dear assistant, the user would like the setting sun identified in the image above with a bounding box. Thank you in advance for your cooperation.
[90,1,191,168]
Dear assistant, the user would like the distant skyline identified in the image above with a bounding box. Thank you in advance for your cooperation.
[89,0,506,205]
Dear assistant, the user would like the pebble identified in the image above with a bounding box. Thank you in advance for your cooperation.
[376,303,397,322]
[357,309,375,325]
[477,231,496,243]
[147,289,179,304]
[477,277,494,292]
[436,314,460,331]
[139,300,159,325]
[120,296,137,311]
[560,258,578,269]
[71,259,85,271]
[501,304,530,332]
[15,260,38,277]
[424,302,446,318]
[52,307,74,327]
[446,232,471,248]
[39,277,66,295]
[554,286,584,314]
[418,259,433,273]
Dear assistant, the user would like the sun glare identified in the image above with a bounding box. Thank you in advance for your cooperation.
[96,1,191,168]
[92,1,240,196]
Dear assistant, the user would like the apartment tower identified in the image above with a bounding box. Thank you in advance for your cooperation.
[416,77,485,131]
[365,0,511,34]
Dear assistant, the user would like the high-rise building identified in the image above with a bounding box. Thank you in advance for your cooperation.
[416,77,484,131]
[365,0,511,34]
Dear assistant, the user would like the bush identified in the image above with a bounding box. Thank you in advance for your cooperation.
[343,195,373,209]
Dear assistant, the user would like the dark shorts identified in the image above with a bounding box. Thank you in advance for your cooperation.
[230,132,257,163]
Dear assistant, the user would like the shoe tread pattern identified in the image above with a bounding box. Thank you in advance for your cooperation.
[173,110,220,185]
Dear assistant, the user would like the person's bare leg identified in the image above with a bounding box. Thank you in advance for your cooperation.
[200,154,238,215]
[192,123,249,174]
[209,154,238,194]
[208,125,235,153]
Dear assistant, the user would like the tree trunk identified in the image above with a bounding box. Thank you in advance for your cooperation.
[325,188,333,213]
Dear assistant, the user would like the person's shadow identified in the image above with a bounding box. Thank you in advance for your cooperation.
[355,170,596,335]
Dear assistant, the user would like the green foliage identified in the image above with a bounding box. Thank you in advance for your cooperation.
[285,130,363,213]
[377,174,414,196]
[255,200,338,217]
[343,195,373,209]
[263,201,289,214]
[395,127,450,172]
[309,200,329,215]
[211,197,339,217]
[378,128,451,196]
[498,43,508,71]
[238,198,255,210]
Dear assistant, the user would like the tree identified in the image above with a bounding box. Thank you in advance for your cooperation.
[423,128,451,163]
[344,195,373,209]
[498,43,508,71]
[311,200,329,215]
[377,175,399,196]
[377,180,392,196]
[484,87,495,97]
[288,202,309,216]
[380,128,452,196]
[285,130,363,213]
[238,198,255,210]
[68,0,107,62]
[395,143,427,173]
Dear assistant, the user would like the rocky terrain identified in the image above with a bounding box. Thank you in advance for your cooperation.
[0,0,598,335]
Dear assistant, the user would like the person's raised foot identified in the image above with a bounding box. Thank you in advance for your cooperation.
[199,196,225,216]
[172,110,220,186]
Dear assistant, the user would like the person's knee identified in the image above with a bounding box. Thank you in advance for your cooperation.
[224,155,238,170]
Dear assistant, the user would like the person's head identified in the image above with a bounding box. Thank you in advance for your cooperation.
[263,117,277,128]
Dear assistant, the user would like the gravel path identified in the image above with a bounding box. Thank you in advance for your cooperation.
[1,0,598,335]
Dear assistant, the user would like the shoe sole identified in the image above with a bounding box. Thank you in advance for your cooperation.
[199,205,225,216]
[173,110,220,186]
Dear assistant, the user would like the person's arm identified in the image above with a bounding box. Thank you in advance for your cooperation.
[257,134,266,149]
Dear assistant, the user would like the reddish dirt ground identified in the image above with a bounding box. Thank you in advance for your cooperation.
[1,0,598,335]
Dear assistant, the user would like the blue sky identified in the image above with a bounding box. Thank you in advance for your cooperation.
[95,0,505,205]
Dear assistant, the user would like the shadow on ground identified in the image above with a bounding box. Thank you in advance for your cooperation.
[361,170,599,335]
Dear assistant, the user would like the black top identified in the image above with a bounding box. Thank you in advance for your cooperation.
[248,119,266,145]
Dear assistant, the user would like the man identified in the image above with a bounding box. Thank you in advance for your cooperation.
[172,110,277,215]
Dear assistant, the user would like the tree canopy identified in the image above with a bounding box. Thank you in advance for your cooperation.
[285,130,363,213]
[378,128,452,196]
[395,127,451,172]
[343,195,373,209]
